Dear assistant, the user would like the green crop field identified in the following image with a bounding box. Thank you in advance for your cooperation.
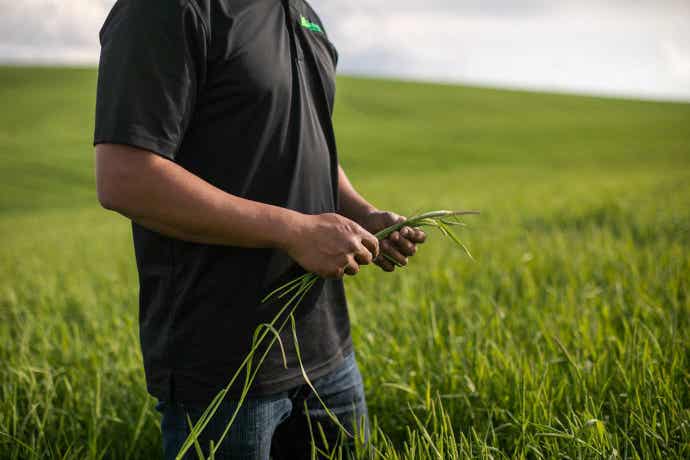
[1,66,689,459]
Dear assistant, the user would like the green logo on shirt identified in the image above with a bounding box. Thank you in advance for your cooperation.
[300,16,323,33]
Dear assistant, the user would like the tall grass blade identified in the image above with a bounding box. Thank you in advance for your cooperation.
[181,209,478,457]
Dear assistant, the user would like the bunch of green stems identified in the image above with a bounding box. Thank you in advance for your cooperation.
[177,210,479,459]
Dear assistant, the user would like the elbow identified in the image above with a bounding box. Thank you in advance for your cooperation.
[97,186,118,212]
[96,161,133,214]
[97,175,124,212]
[95,143,161,217]
[95,144,135,214]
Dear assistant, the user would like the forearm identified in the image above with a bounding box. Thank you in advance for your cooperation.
[96,144,302,248]
[337,165,377,223]
[336,165,425,274]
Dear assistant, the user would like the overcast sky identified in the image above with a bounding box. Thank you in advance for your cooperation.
[1,0,689,101]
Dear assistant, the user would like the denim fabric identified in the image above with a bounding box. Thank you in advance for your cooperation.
[157,353,369,460]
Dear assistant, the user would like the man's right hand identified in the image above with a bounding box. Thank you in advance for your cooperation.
[284,213,380,279]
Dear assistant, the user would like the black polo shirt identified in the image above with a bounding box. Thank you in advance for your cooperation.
[94,0,351,404]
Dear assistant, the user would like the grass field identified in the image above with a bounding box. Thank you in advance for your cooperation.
[1,66,689,459]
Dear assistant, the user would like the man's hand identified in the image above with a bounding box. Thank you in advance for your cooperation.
[284,213,380,279]
[356,210,426,272]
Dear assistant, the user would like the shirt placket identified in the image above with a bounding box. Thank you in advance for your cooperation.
[282,0,304,63]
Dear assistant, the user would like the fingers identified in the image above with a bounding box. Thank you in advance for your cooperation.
[331,267,346,279]
[391,213,406,225]
[374,226,426,275]
[344,264,359,276]
[402,226,426,244]
[389,229,417,257]
[376,211,405,231]
[333,227,378,279]
[390,227,426,254]
[359,229,380,260]
[375,256,396,272]
[327,217,425,278]
[353,242,374,265]
[326,253,359,279]
[379,239,408,266]
[343,254,360,276]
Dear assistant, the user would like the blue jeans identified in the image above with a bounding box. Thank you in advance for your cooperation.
[156,353,369,460]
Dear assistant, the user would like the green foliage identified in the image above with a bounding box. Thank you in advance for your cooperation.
[1,67,689,459]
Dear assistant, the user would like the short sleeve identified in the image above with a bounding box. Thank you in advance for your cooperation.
[94,0,208,160]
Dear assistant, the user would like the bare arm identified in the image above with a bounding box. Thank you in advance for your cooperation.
[96,143,302,248]
[337,165,426,272]
[337,165,377,224]
[96,144,378,278]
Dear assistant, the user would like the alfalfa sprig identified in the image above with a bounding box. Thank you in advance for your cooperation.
[176,209,479,459]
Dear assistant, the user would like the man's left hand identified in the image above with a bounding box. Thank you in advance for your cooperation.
[356,210,426,272]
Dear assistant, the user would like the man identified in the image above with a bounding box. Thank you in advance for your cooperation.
[94,0,425,458]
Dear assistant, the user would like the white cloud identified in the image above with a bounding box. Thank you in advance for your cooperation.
[0,0,110,63]
[0,0,689,101]
[321,1,690,100]
[662,38,690,80]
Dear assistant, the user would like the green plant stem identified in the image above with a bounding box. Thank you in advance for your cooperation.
[178,209,478,459]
